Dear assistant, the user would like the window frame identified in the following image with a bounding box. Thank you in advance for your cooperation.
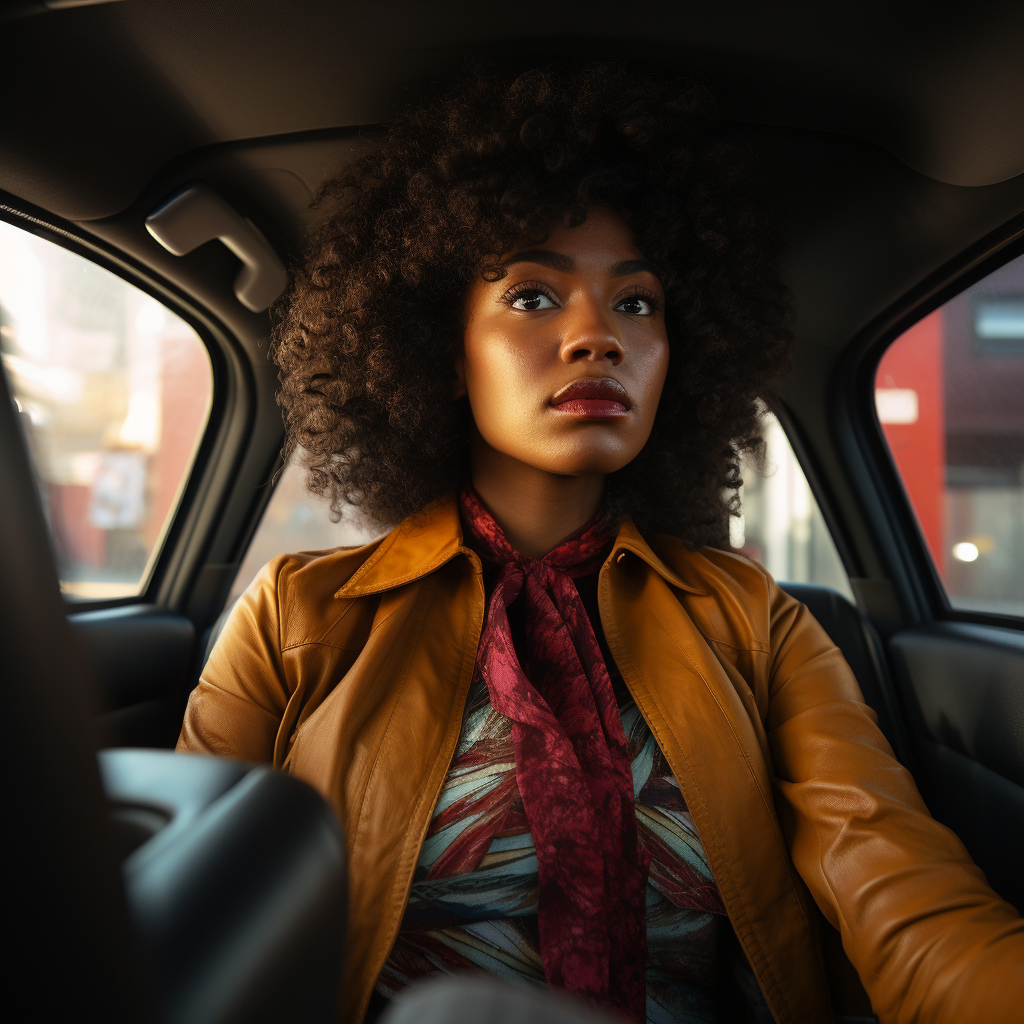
[0,203,232,612]
[854,218,1024,632]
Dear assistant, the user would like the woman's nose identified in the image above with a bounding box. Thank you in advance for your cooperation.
[558,301,625,365]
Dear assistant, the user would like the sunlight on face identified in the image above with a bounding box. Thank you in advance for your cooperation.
[459,207,669,479]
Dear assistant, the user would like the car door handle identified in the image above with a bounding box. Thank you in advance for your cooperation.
[145,183,289,312]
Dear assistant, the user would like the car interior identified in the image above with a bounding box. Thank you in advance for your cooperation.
[2,2,1022,1022]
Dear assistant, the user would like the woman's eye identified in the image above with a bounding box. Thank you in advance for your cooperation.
[508,288,557,311]
[615,295,657,316]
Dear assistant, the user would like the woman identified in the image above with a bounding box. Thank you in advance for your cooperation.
[178,66,1023,1024]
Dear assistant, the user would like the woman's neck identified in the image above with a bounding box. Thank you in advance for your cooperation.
[469,436,605,558]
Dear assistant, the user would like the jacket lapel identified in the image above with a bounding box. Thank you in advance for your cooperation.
[599,534,832,1024]
[299,495,486,1024]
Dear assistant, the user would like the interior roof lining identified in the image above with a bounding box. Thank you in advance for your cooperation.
[2,0,1023,222]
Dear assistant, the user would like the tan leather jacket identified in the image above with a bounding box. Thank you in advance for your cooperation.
[178,495,1023,1024]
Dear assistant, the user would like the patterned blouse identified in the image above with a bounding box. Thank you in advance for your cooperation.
[375,574,771,1024]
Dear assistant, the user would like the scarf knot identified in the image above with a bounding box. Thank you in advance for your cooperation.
[459,487,649,1022]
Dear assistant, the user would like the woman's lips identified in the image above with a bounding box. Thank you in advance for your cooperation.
[550,378,631,419]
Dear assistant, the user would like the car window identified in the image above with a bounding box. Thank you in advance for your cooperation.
[231,413,853,604]
[0,219,213,601]
[875,252,1024,618]
[731,412,853,599]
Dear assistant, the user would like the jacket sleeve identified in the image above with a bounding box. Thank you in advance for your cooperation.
[176,556,292,763]
[764,577,1023,1024]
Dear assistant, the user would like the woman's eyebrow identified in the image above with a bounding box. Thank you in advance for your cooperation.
[503,249,575,273]
[611,259,661,280]
[501,250,661,281]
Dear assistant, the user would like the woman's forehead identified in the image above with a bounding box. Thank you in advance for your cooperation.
[497,208,657,279]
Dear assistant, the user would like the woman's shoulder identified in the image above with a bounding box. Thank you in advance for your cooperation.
[267,535,390,583]
[643,532,781,651]
[241,534,392,643]
[647,531,774,594]
[644,532,840,660]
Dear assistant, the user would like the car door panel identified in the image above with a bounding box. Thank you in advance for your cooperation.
[887,623,1024,912]
[71,605,195,748]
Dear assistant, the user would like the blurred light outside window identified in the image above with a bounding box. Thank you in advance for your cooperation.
[232,415,853,606]
[730,413,853,600]
[0,219,212,600]
[875,252,1024,618]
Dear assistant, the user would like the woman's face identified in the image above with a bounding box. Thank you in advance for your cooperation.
[459,207,669,479]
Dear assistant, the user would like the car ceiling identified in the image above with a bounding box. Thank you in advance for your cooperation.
[2,0,1022,295]
[4,0,1024,214]
[2,0,1023,334]
[2,0,1024,606]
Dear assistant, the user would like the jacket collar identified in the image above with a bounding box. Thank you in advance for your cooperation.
[335,495,472,598]
[609,520,707,595]
[336,492,706,597]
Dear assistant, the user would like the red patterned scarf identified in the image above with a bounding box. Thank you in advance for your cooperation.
[459,486,649,1023]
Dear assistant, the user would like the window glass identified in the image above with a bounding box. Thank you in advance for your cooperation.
[875,252,1024,617]
[232,414,853,605]
[0,219,213,601]
[730,413,853,599]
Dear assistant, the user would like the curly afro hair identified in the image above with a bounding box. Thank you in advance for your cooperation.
[271,63,793,548]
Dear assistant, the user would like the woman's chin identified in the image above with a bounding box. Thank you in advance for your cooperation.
[527,447,639,478]
[472,430,642,480]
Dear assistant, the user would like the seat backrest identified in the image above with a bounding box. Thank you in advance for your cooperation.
[780,582,911,767]
[101,749,347,1024]
[3,361,347,1023]
[2,357,148,1022]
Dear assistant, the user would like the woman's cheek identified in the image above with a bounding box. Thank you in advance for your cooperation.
[473,386,540,460]
[467,343,536,442]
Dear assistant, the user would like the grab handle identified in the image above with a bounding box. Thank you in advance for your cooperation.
[145,183,289,312]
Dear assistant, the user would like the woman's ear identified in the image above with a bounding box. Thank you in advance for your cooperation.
[453,354,467,400]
